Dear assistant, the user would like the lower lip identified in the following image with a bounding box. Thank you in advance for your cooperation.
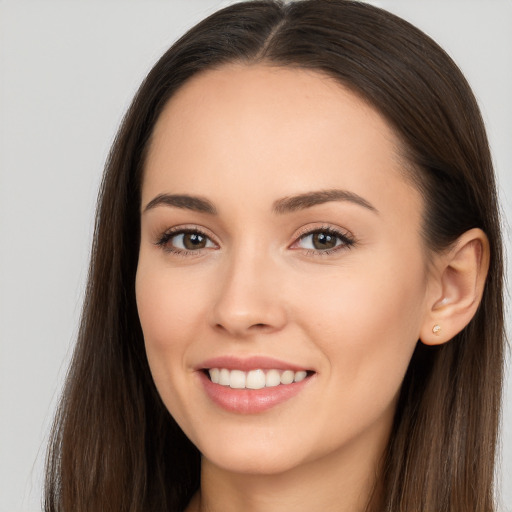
[198,371,312,414]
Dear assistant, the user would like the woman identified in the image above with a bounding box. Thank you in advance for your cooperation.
[44,1,505,511]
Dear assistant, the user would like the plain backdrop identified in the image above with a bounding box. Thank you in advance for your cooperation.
[0,1,510,510]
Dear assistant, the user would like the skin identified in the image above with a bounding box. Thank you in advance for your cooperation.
[135,64,489,512]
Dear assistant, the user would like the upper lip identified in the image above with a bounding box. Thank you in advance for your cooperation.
[197,356,311,372]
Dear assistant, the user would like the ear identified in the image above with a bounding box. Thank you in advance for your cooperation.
[420,228,490,346]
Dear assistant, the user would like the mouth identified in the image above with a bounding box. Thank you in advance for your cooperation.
[197,357,316,413]
[203,368,314,389]
[196,356,316,413]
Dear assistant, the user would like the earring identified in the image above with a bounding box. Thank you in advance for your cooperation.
[432,324,441,335]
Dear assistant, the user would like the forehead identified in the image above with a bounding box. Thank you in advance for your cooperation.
[149,63,397,158]
[143,63,420,223]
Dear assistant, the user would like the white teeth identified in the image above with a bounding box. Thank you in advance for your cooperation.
[246,369,266,389]
[219,368,230,386]
[210,368,220,384]
[265,369,281,387]
[280,370,294,385]
[207,368,310,389]
[229,370,246,389]
[294,370,307,382]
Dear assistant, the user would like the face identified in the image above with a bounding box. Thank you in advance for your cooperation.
[136,64,431,476]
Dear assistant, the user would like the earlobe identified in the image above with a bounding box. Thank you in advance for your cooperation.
[420,228,490,346]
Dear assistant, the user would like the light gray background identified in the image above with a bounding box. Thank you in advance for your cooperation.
[0,1,510,510]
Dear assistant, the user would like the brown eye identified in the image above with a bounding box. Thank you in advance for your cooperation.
[157,229,216,254]
[180,232,208,250]
[296,228,355,254]
[311,232,338,250]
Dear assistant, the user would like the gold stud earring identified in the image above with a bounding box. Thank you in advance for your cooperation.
[432,324,441,335]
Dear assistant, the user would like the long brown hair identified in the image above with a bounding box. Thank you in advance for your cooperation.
[45,1,505,511]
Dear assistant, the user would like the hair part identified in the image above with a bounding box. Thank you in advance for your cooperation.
[45,2,505,511]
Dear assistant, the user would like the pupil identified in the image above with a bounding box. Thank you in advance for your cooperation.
[184,233,206,250]
[313,232,336,250]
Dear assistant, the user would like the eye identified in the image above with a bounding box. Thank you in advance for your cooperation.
[294,226,355,255]
[155,225,354,257]
[155,228,217,255]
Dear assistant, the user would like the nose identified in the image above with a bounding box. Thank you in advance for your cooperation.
[209,246,288,339]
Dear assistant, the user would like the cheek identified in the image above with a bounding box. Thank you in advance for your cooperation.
[135,260,206,398]
[136,261,207,347]
[293,254,426,401]
[135,261,212,431]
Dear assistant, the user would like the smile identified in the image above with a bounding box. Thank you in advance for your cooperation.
[208,368,308,389]
[197,358,314,413]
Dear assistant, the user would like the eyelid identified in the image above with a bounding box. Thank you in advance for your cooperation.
[156,224,219,243]
[293,223,353,240]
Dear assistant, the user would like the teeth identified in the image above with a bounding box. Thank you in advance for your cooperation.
[219,368,230,386]
[280,370,294,385]
[246,369,266,389]
[294,370,307,382]
[229,370,246,389]
[207,368,310,389]
[265,369,281,387]
[210,368,220,384]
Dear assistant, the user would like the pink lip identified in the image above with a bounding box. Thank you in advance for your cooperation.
[198,372,312,414]
[197,355,309,372]
[195,356,314,414]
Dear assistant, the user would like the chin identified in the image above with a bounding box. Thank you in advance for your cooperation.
[193,422,353,479]
[203,444,307,476]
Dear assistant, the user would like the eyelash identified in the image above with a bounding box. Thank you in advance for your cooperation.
[294,225,355,256]
[155,225,355,258]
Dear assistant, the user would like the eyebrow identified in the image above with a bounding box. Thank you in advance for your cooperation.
[272,189,378,214]
[143,189,378,215]
[144,193,218,214]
